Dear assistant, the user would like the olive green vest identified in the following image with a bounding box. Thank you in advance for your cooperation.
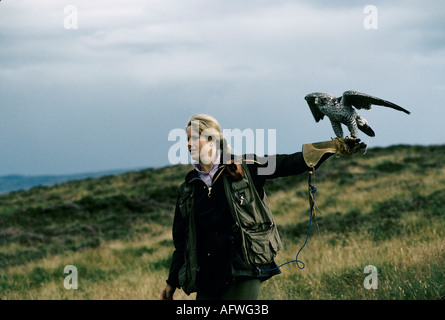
[177,162,282,295]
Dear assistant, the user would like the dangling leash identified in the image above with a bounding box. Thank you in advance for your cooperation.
[259,168,317,273]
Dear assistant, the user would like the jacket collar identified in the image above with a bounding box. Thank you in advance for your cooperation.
[185,153,234,185]
[184,169,201,185]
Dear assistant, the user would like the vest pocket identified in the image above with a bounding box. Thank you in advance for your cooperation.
[242,228,278,265]
[231,184,257,228]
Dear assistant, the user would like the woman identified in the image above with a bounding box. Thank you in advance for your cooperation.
[160,114,365,300]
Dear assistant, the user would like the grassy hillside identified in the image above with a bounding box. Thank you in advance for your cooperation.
[0,169,134,194]
[1,145,444,300]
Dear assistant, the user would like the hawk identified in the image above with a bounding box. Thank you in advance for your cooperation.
[305,90,411,138]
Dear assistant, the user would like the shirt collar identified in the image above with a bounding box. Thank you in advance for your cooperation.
[193,151,221,187]
[193,150,220,172]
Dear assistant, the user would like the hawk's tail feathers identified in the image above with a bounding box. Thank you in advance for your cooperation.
[358,123,375,137]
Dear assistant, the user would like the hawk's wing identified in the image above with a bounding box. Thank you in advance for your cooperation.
[305,93,325,122]
[342,91,411,114]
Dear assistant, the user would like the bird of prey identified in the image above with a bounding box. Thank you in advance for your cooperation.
[305,90,411,138]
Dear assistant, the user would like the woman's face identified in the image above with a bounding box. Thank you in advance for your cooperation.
[186,126,212,162]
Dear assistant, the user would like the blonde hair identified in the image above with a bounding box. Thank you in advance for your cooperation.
[187,114,232,155]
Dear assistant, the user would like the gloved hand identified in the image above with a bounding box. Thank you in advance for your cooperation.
[335,137,367,154]
[302,138,367,168]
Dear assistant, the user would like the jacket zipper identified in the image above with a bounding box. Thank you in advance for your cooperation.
[207,166,227,197]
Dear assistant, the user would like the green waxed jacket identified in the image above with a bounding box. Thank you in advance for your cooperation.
[177,161,282,294]
[166,152,315,295]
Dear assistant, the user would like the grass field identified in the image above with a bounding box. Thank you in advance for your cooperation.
[1,145,444,300]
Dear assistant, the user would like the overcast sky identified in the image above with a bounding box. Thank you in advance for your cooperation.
[1,0,444,176]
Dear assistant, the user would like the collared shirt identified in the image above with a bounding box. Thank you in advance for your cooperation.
[193,151,221,187]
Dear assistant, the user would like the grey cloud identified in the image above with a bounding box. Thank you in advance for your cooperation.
[0,0,444,175]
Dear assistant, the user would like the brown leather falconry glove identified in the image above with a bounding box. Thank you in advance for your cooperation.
[302,137,367,168]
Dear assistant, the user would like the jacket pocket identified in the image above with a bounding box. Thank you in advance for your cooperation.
[178,258,199,295]
[178,263,187,289]
[178,189,193,219]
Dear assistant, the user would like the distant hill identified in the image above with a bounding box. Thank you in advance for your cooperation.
[0,169,141,194]
[0,144,444,300]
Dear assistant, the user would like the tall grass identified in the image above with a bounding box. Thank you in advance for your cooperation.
[1,145,444,300]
